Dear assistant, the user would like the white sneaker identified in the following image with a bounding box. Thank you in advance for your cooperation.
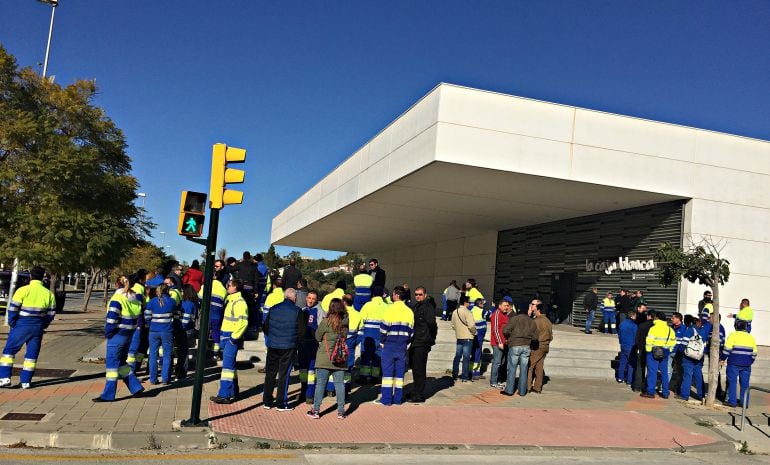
[21,383,30,389]
[0,378,11,388]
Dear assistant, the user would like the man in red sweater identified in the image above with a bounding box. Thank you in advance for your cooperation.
[182,260,204,293]
[489,296,513,389]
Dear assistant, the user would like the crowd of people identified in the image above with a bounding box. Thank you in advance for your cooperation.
[610,290,757,408]
[0,258,758,417]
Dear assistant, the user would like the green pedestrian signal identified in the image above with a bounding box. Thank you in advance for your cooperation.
[178,191,207,237]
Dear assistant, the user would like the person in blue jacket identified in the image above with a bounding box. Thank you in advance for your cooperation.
[145,284,175,385]
[174,284,199,380]
[616,310,637,384]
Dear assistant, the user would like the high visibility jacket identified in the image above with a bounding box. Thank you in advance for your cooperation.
[721,330,757,366]
[353,273,374,293]
[346,306,363,341]
[380,301,414,349]
[221,292,249,340]
[199,279,227,319]
[144,295,176,332]
[264,287,284,309]
[169,287,182,306]
[359,297,387,338]
[7,280,56,327]
[131,283,146,309]
[737,306,754,322]
[702,303,714,315]
[471,306,486,334]
[645,320,676,352]
[602,298,615,312]
[321,288,345,313]
[105,289,142,337]
[467,288,484,307]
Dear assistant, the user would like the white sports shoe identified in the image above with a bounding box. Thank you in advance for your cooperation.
[0,378,11,388]
[21,383,31,389]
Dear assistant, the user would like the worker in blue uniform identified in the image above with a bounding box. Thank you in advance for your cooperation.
[93,275,145,402]
[375,286,414,406]
[127,270,157,373]
[298,291,320,403]
[721,319,757,408]
[145,284,175,385]
[210,279,249,404]
[199,277,227,360]
[358,287,386,383]
[616,309,637,384]
[353,264,374,311]
[678,318,704,401]
[471,298,487,380]
[0,267,56,389]
[174,284,199,380]
[601,292,616,334]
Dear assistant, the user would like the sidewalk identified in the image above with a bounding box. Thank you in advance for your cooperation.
[0,308,768,452]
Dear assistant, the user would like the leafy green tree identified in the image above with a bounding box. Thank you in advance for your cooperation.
[0,46,151,289]
[655,239,730,407]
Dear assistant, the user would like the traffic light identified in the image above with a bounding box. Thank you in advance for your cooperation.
[209,143,246,209]
[178,191,207,237]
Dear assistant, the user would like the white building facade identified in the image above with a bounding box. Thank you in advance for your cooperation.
[271,84,770,345]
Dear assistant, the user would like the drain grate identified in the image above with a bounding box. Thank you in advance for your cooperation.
[1,413,46,421]
[10,368,75,378]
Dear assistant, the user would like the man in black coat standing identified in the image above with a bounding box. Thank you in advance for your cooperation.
[407,286,438,403]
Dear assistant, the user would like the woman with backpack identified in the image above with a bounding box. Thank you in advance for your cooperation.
[307,298,349,419]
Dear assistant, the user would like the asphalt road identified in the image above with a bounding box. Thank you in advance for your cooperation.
[0,449,769,465]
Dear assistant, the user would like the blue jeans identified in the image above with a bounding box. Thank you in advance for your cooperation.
[313,368,345,415]
[148,331,173,384]
[452,339,473,381]
[726,364,751,407]
[490,345,506,386]
[505,345,530,396]
[585,310,595,332]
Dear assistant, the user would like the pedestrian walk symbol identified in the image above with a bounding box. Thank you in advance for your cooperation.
[185,217,198,233]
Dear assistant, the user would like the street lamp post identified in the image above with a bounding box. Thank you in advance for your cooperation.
[6,0,61,326]
[39,0,59,79]
[137,192,147,208]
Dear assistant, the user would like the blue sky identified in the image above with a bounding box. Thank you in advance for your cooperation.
[2,1,769,263]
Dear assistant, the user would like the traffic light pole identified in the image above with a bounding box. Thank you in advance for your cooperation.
[183,207,219,427]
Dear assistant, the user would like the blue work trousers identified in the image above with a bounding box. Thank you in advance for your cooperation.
[360,334,381,378]
[380,345,407,405]
[646,350,670,396]
[617,345,635,383]
[602,311,616,334]
[471,329,486,378]
[726,363,751,407]
[148,330,173,384]
[0,318,45,384]
[99,331,143,401]
[679,356,703,400]
[216,334,240,399]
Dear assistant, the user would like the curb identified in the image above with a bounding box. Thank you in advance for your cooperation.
[0,429,213,450]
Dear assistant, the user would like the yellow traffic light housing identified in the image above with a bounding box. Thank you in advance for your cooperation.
[178,191,207,237]
[209,143,246,209]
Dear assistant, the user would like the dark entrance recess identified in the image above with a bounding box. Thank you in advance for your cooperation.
[1,413,46,421]
[494,200,685,329]
[11,368,75,378]
[550,272,577,324]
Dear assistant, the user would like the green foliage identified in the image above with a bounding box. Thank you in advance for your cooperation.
[0,45,153,274]
[654,241,730,288]
[111,242,166,282]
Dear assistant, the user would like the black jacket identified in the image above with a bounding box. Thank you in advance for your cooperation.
[370,267,386,289]
[236,261,258,288]
[635,319,654,352]
[583,292,598,311]
[282,265,302,290]
[410,300,437,348]
[616,294,632,314]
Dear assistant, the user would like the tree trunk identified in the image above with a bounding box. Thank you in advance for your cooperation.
[102,270,110,306]
[705,279,721,407]
[81,268,98,312]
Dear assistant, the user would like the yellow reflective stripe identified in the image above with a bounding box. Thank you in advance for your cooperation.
[213,344,221,352]
[307,371,316,383]
[22,359,36,370]
[221,369,236,380]
[0,355,13,366]
[106,369,119,380]
[126,355,136,363]
[394,378,404,387]
[381,377,393,387]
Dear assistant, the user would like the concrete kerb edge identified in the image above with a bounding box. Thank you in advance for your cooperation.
[0,429,213,451]
[207,433,737,454]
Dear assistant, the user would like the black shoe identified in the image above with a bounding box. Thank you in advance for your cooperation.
[640,392,655,398]
[585,330,593,334]
[92,397,113,403]
[412,396,426,403]
[500,391,513,396]
[210,396,234,404]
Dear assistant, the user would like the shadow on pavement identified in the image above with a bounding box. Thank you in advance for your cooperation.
[33,371,104,388]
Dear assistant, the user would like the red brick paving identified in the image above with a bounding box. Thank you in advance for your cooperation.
[209,401,716,448]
